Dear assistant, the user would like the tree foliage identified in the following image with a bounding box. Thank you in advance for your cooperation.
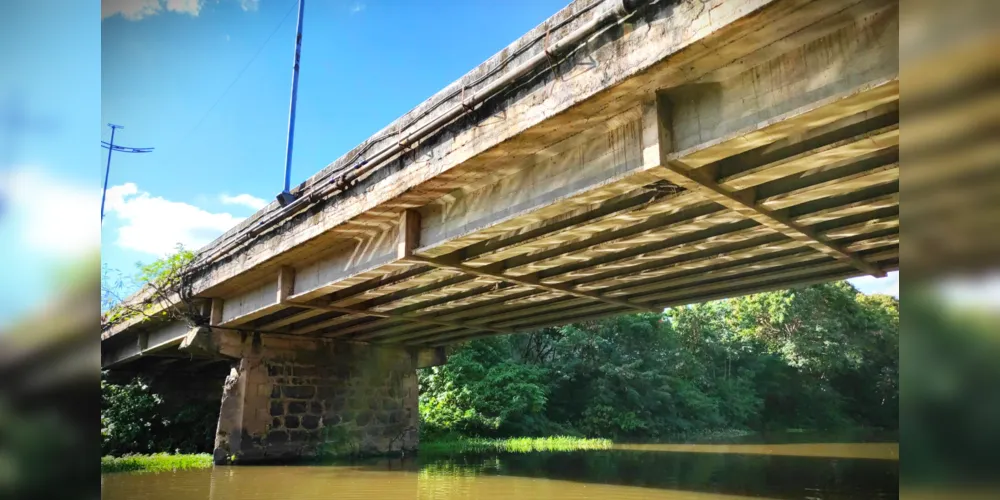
[101,374,164,455]
[101,244,200,329]
[101,372,220,456]
[419,282,898,439]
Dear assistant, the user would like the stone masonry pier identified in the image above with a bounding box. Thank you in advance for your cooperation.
[182,328,420,463]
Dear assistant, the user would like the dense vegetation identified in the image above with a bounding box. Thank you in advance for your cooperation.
[102,281,897,459]
[419,281,898,440]
[101,374,219,456]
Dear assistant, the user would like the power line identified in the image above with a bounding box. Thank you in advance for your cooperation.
[175,0,298,147]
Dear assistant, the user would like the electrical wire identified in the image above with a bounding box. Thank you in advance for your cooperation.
[175,0,299,147]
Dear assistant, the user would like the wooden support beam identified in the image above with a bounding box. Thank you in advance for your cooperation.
[406,255,661,314]
[259,265,441,331]
[425,260,905,348]
[658,160,886,277]
[652,91,886,278]
[398,209,421,259]
[210,299,224,326]
[101,321,190,368]
[277,266,295,302]
[292,300,516,338]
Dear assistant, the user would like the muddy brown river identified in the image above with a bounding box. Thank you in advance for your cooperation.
[102,434,899,499]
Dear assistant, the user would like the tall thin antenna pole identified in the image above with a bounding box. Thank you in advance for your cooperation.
[101,123,153,221]
[101,124,121,221]
[279,0,305,205]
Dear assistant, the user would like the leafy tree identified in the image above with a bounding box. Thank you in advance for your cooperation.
[419,281,899,439]
[101,373,164,455]
[101,244,199,328]
[419,336,550,437]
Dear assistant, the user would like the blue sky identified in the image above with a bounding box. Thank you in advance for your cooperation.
[0,0,898,323]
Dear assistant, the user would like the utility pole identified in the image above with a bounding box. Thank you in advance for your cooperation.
[101,123,153,221]
[277,0,305,207]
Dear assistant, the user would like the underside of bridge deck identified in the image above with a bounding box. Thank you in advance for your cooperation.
[194,0,899,349]
[103,0,902,364]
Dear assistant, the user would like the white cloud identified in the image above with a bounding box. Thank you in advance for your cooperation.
[103,0,257,21]
[102,0,163,20]
[220,193,268,210]
[848,271,899,297]
[105,183,243,256]
[165,0,203,16]
[0,166,100,257]
[350,2,365,13]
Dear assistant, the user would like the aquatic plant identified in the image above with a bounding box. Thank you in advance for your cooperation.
[421,436,612,454]
[100,453,213,474]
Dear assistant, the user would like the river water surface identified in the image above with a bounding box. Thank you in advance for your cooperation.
[102,433,898,499]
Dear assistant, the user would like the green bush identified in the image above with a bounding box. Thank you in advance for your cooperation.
[101,373,219,456]
[419,282,899,440]
[101,374,164,455]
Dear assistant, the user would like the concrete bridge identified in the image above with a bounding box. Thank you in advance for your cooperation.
[101,0,899,463]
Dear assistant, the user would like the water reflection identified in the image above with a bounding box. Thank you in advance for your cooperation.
[613,442,899,460]
[102,436,899,500]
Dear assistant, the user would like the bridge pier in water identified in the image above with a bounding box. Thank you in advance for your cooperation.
[181,328,435,464]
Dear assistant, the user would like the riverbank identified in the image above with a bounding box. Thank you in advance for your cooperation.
[100,436,611,473]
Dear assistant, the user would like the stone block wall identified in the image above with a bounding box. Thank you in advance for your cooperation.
[212,334,419,464]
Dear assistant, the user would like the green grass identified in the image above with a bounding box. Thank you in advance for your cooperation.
[101,453,213,474]
[421,436,613,454]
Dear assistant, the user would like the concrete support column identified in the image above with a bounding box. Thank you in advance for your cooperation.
[182,329,419,464]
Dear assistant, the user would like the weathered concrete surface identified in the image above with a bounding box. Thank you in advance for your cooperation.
[193,329,419,464]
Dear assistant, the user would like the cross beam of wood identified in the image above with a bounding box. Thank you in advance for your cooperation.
[650,92,886,278]
[656,160,885,278]
[281,209,518,339]
[405,254,662,314]
[291,301,515,337]
[391,207,661,314]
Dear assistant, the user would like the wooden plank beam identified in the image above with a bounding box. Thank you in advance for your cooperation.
[661,161,886,277]
[653,88,887,278]
[398,209,421,259]
[210,299,224,326]
[418,245,900,347]
[406,255,661,314]
[258,265,442,331]
[291,300,516,338]
[277,266,295,303]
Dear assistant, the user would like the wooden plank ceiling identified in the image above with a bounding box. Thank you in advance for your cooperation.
[222,83,899,347]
